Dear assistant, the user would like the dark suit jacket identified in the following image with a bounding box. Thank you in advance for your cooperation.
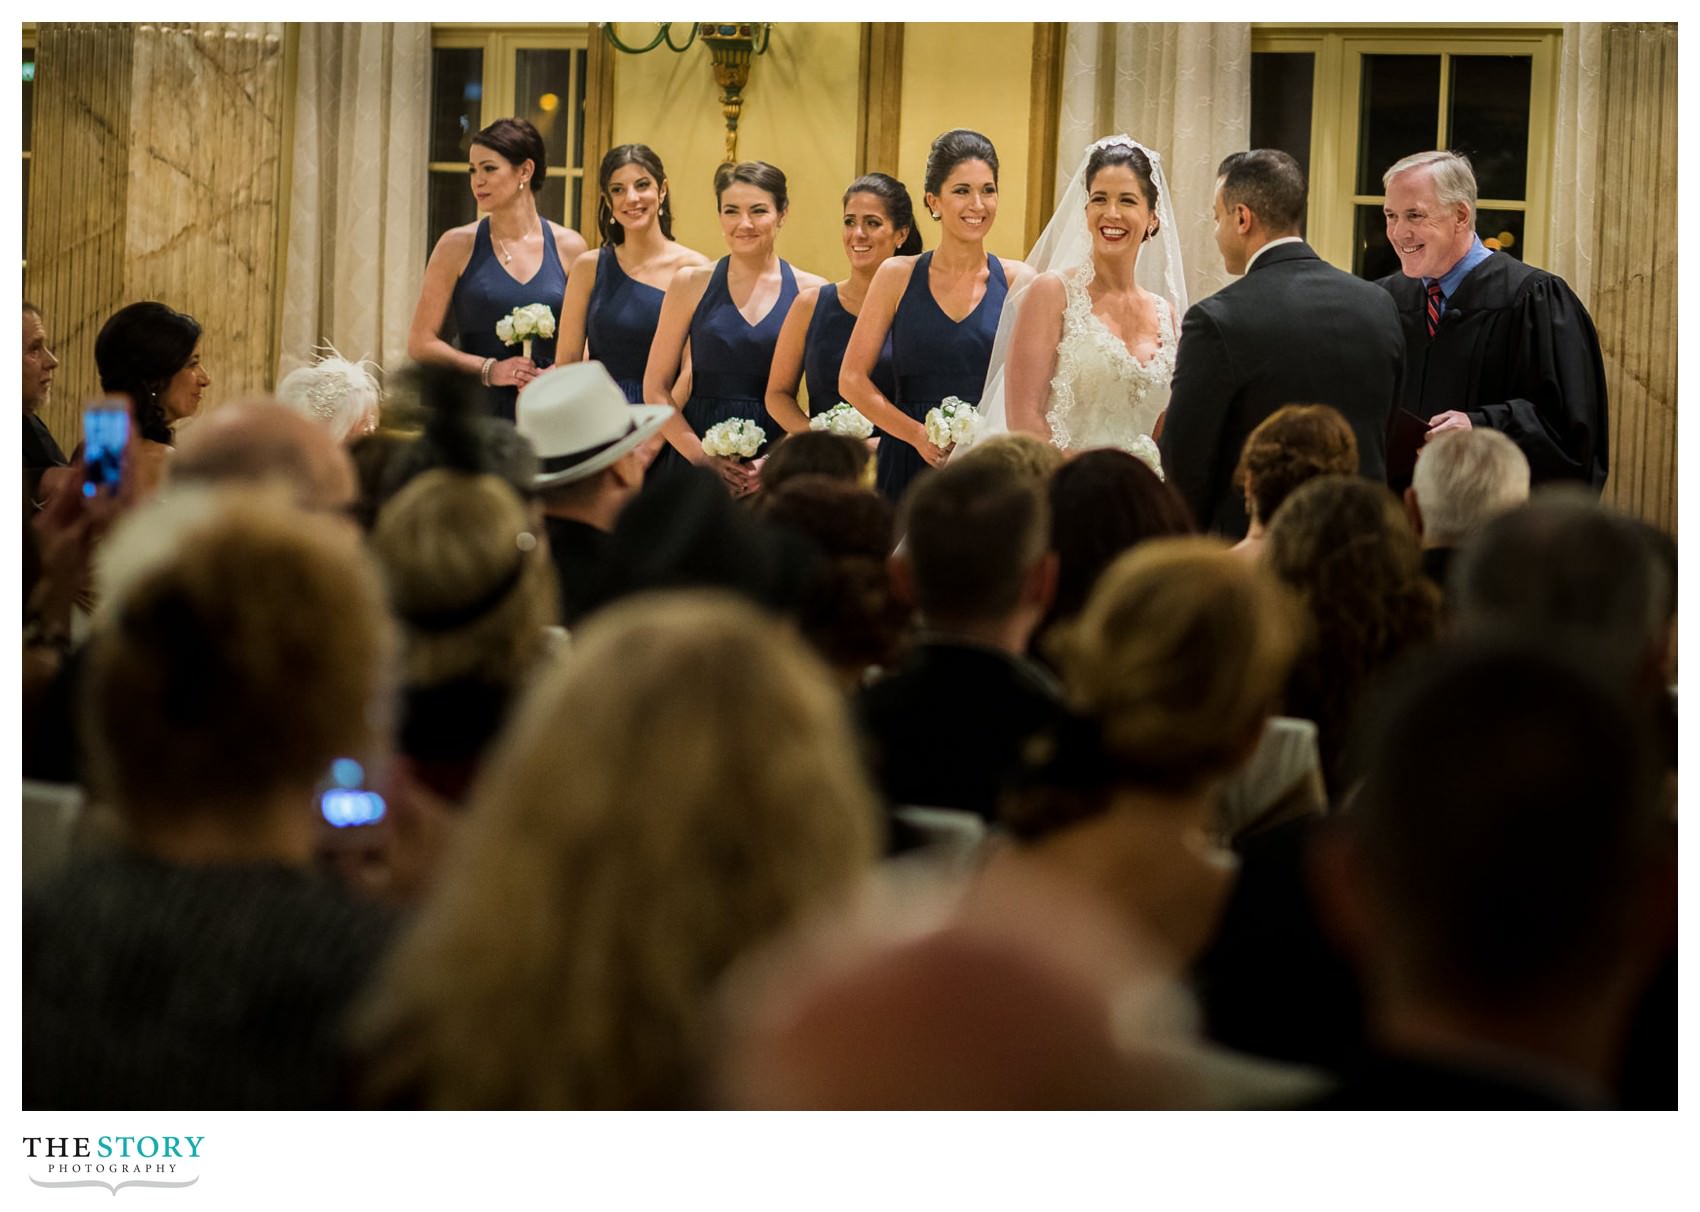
[1159,241,1406,538]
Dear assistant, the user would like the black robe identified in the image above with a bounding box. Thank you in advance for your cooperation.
[1377,253,1608,489]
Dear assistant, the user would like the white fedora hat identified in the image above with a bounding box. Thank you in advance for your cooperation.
[517,361,674,488]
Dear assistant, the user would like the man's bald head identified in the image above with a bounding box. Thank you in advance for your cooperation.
[173,399,357,515]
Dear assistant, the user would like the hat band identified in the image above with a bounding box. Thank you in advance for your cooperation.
[538,419,640,474]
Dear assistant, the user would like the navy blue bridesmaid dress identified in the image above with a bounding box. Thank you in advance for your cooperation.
[877,251,1009,502]
[449,215,568,421]
[803,283,895,426]
[652,256,798,479]
[585,244,664,403]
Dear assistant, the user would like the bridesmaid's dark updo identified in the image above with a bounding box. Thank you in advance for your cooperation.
[94,301,202,446]
[924,129,999,197]
[598,143,675,245]
[472,117,548,182]
[1084,141,1161,237]
[844,173,923,256]
[714,160,788,213]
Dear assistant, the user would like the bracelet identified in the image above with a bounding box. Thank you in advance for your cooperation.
[480,356,496,387]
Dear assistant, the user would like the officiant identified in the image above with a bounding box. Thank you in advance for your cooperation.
[1377,150,1608,490]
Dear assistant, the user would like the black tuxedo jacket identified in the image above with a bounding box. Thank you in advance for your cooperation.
[1159,241,1406,538]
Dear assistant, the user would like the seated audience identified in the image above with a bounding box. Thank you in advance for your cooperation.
[760,475,911,689]
[1264,474,1441,798]
[93,301,210,497]
[1038,449,1194,661]
[758,430,874,494]
[857,460,1065,830]
[377,363,540,510]
[275,348,383,444]
[1404,426,1529,596]
[1231,403,1359,560]
[350,592,879,1108]
[23,302,69,505]
[1309,643,1674,1108]
[173,398,360,517]
[950,431,1066,489]
[517,362,672,627]
[23,488,398,1109]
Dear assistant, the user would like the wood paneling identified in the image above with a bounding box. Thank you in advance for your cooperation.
[856,23,904,178]
[1592,23,1676,533]
[580,33,615,248]
[1025,23,1066,251]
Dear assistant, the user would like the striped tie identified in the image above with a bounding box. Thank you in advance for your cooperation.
[1425,281,1443,338]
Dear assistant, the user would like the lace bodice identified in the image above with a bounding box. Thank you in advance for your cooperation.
[1044,266,1177,456]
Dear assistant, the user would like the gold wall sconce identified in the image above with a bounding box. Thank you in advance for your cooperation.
[600,23,774,162]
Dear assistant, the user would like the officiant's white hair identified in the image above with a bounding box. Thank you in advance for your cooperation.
[1383,149,1478,219]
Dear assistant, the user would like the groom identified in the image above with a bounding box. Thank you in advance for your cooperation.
[1159,150,1405,538]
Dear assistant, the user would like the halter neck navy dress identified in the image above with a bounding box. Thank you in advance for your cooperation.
[804,283,894,427]
[450,215,568,421]
[653,256,798,479]
[880,251,1009,502]
[585,244,665,403]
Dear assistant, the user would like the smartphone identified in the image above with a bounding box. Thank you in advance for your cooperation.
[82,399,130,499]
[318,757,387,828]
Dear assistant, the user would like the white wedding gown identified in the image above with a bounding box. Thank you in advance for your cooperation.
[1043,266,1177,456]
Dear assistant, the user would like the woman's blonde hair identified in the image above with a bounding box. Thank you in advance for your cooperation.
[1057,536,1303,790]
[368,469,557,686]
[352,591,880,1108]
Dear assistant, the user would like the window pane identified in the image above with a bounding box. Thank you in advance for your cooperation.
[1448,55,1532,200]
[1477,207,1525,264]
[573,48,587,171]
[428,170,477,256]
[1353,203,1400,281]
[24,48,34,148]
[515,48,572,174]
[1251,52,1314,189]
[431,48,484,164]
[1357,54,1440,195]
[535,175,567,230]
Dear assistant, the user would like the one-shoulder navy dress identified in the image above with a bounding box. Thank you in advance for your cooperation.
[804,283,895,425]
[585,244,665,403]
[653,256,798,479]
[450,215,568,421]
[879,251,1008,502]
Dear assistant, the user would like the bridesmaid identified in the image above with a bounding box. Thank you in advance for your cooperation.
[643,161,826,493]
[840,129,1032,502]
[557,144,711,403]
[764,173,918,437]
[408,117,588,421]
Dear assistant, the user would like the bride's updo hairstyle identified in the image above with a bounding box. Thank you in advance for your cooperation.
[924,129,999,198]
[714,160,789,213]
[1084,141,1161,240]
[844,172,923,256]
[598,143,675,245]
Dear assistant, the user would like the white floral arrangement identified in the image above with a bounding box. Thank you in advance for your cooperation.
[701,417,768,460]
[495,303,557,359]
[1128,434,1165,479]
[924,396,980,449]
[809,401,875,439]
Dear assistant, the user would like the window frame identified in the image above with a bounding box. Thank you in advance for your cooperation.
[1251,24,1562,274]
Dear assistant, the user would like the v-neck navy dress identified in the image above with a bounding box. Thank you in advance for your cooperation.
[804,283,895,421]
[878,251,1009,502]
[585,244,665,403]
[450,215,567,421]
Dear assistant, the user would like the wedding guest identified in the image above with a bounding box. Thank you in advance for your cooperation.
[857,460,1063,829]
[841,130,1033,503]
[757,431,872,494]
[351,592,879,1108]
[94,300,211,496]
[377,364,540,510]
[1309,644,1673,1107]
[275,349,382,443]
[765,173,916,433]
[556,144,711,402]
[408,117,588,420]
[1403,426,1529,595]
[1378,150,1607,489]
[644,161,826,493]
[516,361,673,627]
[1265,475,1441,798]
[173,399,360,519]
[23,302,67,504]
[1231,404,1359,561]
[949,432,1065,489]
[24,489,398,1109]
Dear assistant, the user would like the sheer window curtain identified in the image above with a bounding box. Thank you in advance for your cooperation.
[1056,23,1251,308]
[1548,23,1602,304]
[277,23,429,384]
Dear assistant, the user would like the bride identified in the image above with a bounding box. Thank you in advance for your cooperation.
[968,136,1186,468]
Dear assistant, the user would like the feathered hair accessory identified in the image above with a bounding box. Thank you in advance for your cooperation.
[275,345,382,442]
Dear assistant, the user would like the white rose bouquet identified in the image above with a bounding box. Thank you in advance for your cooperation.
[809,402,875,439]
[494,302,557,360]
[701,418,768,460]
[1128,434,1165,479]
[924,396,980,449]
